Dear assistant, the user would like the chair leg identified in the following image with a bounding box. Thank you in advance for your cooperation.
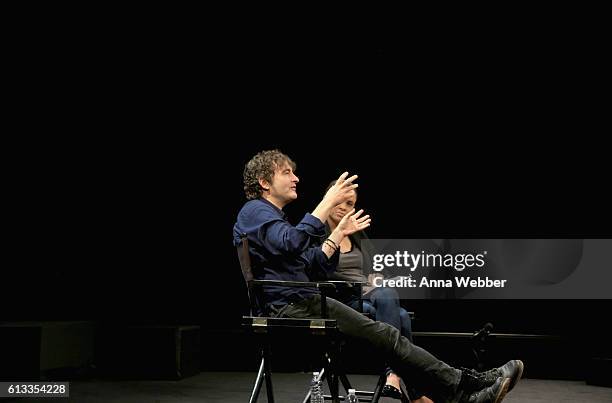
[249,356,265,403]
[398,375,412,403]
[371,372,387,403]
[331,352,353,394]
[329,373,340,403]
[263,345,275,403]
[339,373,352,394]
[324,351,341,403]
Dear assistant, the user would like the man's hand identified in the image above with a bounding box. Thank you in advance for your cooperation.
[311,171,359,224]
[336,209,371,237]
[323,209,371,257]
[322,209,372,258]
[323,171,359,208]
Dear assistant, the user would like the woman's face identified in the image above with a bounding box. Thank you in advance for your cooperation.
[330,190,357,224]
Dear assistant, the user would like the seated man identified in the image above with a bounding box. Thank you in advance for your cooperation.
[233,149,523,403]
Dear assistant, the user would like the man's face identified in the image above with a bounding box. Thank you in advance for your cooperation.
[267,161,299,205]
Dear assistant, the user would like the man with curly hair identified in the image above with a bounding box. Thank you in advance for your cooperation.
[233,150,522,403]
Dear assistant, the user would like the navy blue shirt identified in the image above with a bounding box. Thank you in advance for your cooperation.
[233,198,339,307]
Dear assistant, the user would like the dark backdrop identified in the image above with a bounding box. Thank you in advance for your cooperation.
[4,25,610,341]
[8,137,610,327]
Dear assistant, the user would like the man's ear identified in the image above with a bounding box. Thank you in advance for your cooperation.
[258,178,270,192]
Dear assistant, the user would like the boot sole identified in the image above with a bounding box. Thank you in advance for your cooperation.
[494,378,511,403]
[508,360,524,391]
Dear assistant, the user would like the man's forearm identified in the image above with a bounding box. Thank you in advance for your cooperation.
[320,227,345,258]
[311,199,334,224]
[327,228,344,249]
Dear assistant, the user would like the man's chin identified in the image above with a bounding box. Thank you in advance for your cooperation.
[283,192,297,202]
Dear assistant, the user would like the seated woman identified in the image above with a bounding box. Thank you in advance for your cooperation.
[323,181,429,402]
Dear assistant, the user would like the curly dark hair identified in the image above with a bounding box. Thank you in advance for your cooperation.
[243,150,296,200]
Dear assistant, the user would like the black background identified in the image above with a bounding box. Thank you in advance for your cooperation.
[4,14,611,342]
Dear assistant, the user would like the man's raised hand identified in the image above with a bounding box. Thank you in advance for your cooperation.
[336,209,371,237]
[323,171,359,207]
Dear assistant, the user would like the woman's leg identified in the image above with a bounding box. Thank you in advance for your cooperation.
[367,288,419,395]
[361,300,376,316]
[400,307,414,342]
[367,287,402,330]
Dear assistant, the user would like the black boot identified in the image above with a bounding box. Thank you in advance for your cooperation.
[460,377,510,403]
[461,360,524,391]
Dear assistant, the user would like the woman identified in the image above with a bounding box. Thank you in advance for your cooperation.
[324,181,430,402]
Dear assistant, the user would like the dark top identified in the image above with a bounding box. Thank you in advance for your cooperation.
[336,245,366,282]
[233,198,339,307]
[324,223,375,277]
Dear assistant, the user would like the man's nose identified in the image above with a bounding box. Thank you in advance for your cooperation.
[292,174,299,183]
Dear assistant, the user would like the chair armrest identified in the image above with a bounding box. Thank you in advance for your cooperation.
[326,280,365,287]
[249,279,359,319]
[250,279,336,289]
[242,316,338,330]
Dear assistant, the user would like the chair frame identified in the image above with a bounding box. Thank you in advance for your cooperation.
[238,233,411,402]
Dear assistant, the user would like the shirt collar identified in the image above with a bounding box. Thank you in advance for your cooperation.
[258,197,287,220]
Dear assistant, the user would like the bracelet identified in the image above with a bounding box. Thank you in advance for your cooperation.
[325,238,339,249]
[324,239,336,250]
[323,239,338,252]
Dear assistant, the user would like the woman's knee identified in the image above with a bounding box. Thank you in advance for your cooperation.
[400,308,413,339]
[372,287,400,307]
[362,303,377,319]
[375,287,400,300]
[400,308,411,322]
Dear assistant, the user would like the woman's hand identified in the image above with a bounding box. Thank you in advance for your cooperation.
[336,209,371,237]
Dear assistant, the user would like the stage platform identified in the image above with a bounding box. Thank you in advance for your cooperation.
[3,371,611,402]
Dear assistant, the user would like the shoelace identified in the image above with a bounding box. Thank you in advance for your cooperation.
[459,367,502,381]
[461,367,500,384]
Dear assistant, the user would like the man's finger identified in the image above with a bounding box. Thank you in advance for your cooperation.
[352,209,364,219]
[336,171,349,184]
[357,214,370,223]
[342,174,358,186]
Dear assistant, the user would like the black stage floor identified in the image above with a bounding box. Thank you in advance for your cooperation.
[3,372,612,402]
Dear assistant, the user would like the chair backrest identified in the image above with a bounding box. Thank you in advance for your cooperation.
[237,233,263,316]
[237,233,254,282]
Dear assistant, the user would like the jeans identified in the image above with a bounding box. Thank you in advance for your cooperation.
[273,294,462,403]
[365,287,413,342]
